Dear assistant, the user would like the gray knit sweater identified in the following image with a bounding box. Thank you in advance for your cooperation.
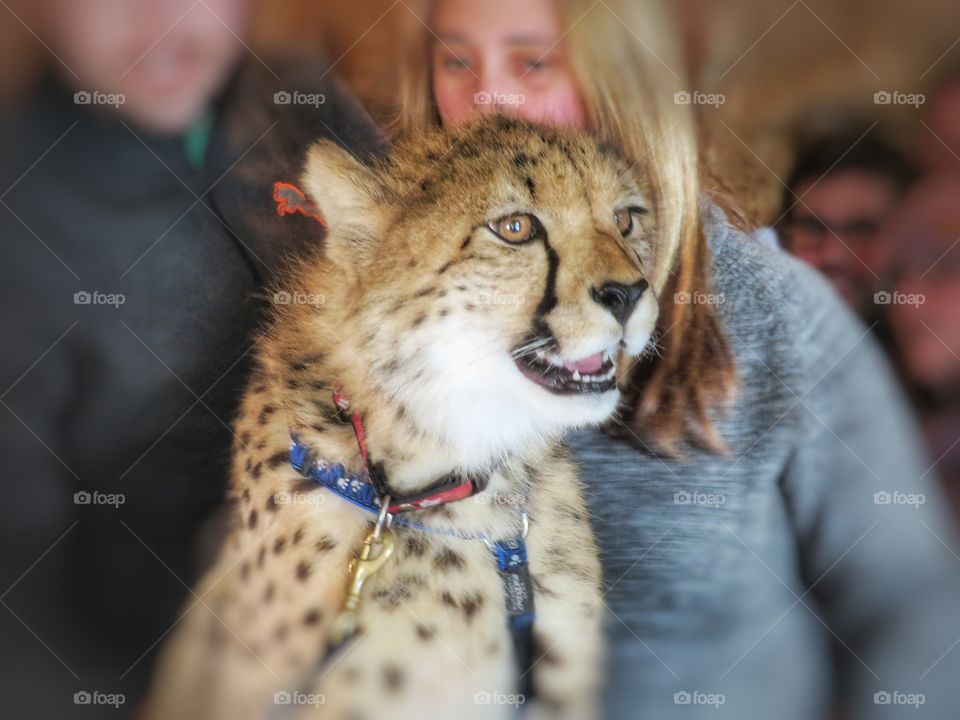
[568,204,960,720]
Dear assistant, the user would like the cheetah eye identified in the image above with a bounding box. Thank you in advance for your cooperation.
[614,208,634,237]
[488,213,538,244]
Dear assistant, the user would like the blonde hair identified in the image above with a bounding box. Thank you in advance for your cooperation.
[396,0,735,453]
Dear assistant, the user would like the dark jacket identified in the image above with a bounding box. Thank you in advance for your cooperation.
[0,56,385,716]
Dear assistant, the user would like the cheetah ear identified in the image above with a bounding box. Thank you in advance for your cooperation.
[301,140,389,268]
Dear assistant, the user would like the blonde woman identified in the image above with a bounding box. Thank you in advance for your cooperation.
[394,1,960,718]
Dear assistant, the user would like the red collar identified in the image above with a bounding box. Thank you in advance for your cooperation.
[331,389,484,513]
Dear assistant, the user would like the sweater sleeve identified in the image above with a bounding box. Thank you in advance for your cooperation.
[778,259,960,719]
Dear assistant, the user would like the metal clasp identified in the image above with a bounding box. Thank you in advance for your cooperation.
[327,501,395,647]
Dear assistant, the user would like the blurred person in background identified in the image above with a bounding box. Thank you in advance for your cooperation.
[887,174,960,518]
[399,0,960,719]
[921,68,960,173]
[778,132,914,318]
[0,0,384,716]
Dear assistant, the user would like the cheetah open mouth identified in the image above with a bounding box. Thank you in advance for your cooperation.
[514,347,617,395]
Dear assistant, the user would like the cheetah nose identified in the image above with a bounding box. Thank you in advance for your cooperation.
[590,280,649,326]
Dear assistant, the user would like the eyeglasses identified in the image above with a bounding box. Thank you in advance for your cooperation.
[782,215,884,253]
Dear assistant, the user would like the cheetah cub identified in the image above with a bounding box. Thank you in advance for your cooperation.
[145,117,659,720]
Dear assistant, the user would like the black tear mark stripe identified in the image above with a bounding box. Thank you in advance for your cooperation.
[457,216,556,317]
[524,134,576,321]
[535,237,559,319]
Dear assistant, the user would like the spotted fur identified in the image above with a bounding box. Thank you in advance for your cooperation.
[144,117,660,720]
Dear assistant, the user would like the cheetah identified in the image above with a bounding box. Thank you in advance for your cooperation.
[144,116,660,720]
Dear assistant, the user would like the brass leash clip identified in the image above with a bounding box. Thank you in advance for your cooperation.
[328,498,395,647]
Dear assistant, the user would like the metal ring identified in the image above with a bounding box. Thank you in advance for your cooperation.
[520,511,529,539]
[372,496,391,543]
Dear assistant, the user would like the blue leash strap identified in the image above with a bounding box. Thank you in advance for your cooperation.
[491,538,536,697]
[292,437,537,696]
[289,438,382,515]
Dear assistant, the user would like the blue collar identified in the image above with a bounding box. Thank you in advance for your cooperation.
[289,436,484,515]
[289,435,536,695]
[289,438,383,515]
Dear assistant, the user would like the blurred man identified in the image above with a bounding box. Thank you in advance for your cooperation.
[779,133,914,317]
[0,1,385,716]
[39,0,247,133]
[888,174,960,518]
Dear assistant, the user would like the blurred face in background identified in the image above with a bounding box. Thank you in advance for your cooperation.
[922,78,960,173]
[430,0,587,129]
[888,178,960,392]
[783,170,900,314]
[41,0,250,134]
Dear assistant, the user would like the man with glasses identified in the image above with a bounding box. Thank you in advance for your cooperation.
[778,132,914,318]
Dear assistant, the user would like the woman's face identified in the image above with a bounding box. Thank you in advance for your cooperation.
[430,0,587,130]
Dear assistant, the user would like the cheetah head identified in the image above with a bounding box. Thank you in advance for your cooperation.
[297,117,659,469]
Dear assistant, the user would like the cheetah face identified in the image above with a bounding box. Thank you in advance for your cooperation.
[486,207,655,397]
[302,118,659,467]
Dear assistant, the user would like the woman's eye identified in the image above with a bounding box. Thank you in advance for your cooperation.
[489,214,537,244]
[444,56,471,71]
[614,208,634,236]
[523,58,549,71]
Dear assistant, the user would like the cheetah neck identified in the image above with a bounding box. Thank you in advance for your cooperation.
[259,267,547,528]
[261,347,537,509]
[265,367,534,541]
